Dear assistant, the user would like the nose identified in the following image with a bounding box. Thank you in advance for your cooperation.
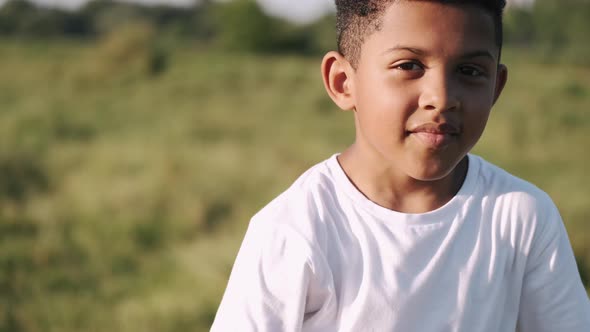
[418,70,461,112]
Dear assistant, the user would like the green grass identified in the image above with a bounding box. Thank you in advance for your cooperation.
[0,39,588,331]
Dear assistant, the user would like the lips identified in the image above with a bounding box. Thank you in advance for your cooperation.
[407,122,461,149]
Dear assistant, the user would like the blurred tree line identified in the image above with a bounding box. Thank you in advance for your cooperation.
[504,0,590,64]
[0,0,335,54]
[0,0,588,62]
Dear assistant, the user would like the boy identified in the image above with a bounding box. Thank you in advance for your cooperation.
[211,0,590,331]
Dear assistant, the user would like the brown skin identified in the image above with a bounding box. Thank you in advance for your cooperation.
[322,1,508,214]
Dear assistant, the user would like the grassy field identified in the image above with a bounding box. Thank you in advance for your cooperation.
[0,36,589,331]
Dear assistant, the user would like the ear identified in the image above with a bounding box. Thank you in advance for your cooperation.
[321,51,356,111]
[492,64,508,105]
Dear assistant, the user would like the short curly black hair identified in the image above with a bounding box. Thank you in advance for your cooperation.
[336,0,507,68]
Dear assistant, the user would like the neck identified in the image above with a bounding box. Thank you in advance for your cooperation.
[337,145,468,214]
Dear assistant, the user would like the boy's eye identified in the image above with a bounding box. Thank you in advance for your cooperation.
[458,65,485,77]
[395,62,423,71]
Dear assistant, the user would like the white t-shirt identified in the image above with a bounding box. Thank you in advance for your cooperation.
[211,154,590,332]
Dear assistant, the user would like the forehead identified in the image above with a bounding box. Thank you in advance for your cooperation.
[361,1,498,61]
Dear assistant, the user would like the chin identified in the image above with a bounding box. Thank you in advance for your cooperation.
[407,160,460,182]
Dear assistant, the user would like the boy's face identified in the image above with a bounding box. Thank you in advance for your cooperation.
[347,1,507,181]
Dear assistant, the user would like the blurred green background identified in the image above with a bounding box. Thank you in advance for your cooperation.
[0,0,588,331]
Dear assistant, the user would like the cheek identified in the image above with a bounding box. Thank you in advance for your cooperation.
[357,97,409,137]
[462,105,491,140]
[356,78,415,126]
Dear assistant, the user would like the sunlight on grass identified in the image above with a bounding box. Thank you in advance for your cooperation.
[0,41,588,331]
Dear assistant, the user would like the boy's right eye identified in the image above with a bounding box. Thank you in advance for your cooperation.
[395,62,422,71]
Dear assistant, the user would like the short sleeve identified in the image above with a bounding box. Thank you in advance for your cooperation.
[517,202,590,332]
[210,218,314,332]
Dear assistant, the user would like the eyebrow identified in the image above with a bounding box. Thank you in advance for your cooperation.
[382,46,495,60]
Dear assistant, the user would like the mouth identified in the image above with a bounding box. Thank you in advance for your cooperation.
[406,123,461,149]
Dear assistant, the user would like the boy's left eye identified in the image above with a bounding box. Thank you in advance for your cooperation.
[458,65,485,77]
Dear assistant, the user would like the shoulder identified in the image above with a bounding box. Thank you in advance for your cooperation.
[248,155,341,251]
[471,154,556,215]
[470,155,563,252]
[253,158,336,222]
